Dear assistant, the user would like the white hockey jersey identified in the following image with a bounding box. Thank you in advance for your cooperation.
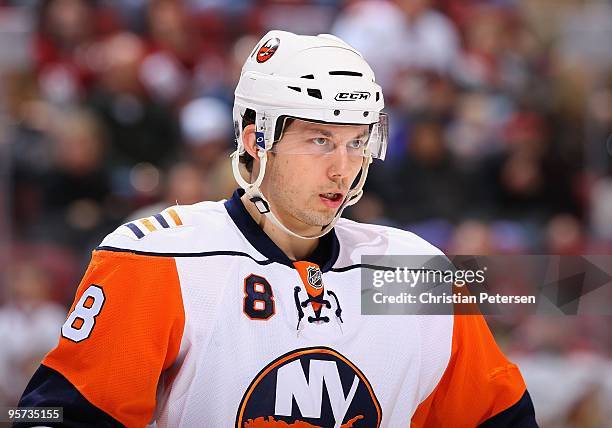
[18,190,536,428]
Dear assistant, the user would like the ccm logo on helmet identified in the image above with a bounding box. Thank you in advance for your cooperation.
[256,38,280,63]
[335,91,370,101]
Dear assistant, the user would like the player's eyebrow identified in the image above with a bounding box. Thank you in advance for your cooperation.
[305,127,334,138]
[305,127,369,140]
[353,130,370,140]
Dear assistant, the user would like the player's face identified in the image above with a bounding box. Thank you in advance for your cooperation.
[261,119,368,231]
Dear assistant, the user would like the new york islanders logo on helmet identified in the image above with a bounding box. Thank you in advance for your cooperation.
[236,347,381,428]
[256,38,280,63]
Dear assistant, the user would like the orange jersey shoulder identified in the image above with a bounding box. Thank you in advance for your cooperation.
[43,249,185,427]
[411,313,527,427]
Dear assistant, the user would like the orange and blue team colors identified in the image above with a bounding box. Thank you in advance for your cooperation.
[42,250,185,427]
[17,189,537,427]
[124,208,183,239]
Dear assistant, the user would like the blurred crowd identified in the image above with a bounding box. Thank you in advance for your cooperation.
[0,0,611,426]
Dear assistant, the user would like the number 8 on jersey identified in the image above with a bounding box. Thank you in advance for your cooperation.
[61,284,106,342]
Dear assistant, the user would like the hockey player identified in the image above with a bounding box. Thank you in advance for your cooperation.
[17,31,537,427]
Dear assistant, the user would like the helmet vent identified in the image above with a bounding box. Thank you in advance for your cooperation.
[376,91,380,101]
[301,74,315,79]
[288,86,301,92]
[329,71,363,77]
[307,88,322,99]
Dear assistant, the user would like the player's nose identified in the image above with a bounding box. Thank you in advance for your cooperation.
[327,145,351,180]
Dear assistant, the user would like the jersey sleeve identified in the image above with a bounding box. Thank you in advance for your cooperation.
[411,314,538,428]
[17,249,185,428]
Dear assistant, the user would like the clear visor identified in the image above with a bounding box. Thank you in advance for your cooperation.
[269,114,388,160]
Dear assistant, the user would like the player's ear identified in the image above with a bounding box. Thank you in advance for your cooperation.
[242,124,259,160]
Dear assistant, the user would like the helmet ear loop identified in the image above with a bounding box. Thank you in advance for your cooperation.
[248,147,268,190]
[343,155,371,208]
[230,133,269,191]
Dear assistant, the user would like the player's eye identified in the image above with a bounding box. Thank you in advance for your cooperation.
[347,139,366,150]
[312,137,331,147]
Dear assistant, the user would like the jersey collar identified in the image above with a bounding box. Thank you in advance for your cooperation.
[224,189,339,272]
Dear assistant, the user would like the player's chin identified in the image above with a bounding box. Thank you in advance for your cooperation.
[309,212,336,227]
[296,209,331,227]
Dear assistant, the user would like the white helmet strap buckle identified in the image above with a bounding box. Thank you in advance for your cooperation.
[249,196,270,214]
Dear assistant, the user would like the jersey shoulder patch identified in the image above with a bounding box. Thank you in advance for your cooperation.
[121,207,185,240]
[99,205,192,252]
[98,200,235,254]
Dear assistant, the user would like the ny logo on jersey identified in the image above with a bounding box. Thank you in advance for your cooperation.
[236,347,381,428]
[275,359,358,423]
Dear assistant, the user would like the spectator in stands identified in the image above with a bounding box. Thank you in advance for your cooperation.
[87,32,179,169]
[140,0,199,106]
[30,108,115,250]
[179,96,233,171]
[333,0,460,90]
[34,0,96,104]
[383,118,465,224]
[0,261,65,407]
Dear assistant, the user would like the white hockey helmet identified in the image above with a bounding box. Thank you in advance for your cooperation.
[231,30,388,239]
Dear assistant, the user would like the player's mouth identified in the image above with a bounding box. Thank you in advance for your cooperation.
[319,192,344,209]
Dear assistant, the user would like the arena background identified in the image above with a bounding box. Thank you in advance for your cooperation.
[0,1,611,426]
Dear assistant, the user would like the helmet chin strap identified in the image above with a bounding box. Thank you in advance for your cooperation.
[231,149,372,240]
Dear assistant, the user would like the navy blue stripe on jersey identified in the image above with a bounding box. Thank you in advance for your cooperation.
[478,390,538,428]
[96,245,276,264]
[331,264,440,273]
[125,222,144,239]
[224,189,340,272]
[94,248,441,277]
[95,245,376,273]
[331,263,395,273]
[15,364,123,427]
[154,213,170,228]
[95,247,442,279]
